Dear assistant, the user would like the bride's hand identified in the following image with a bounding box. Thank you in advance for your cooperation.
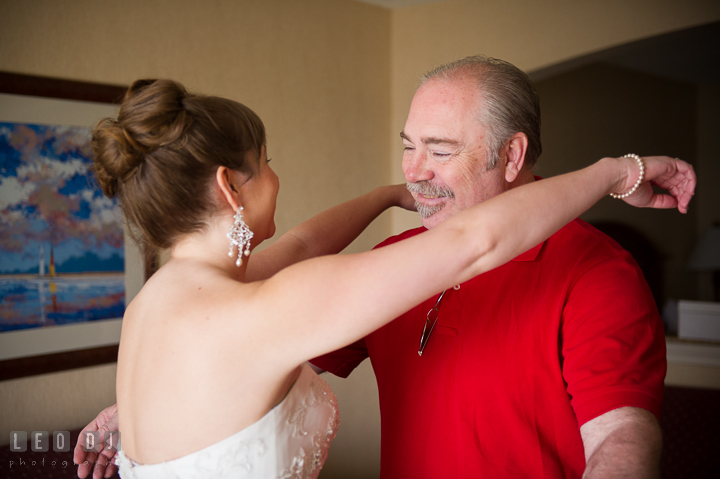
[614,156,695,214]
[74,404,119,479]
[392,184,417,211]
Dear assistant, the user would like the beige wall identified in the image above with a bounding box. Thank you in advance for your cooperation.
[2,0,719,477]
[0,364,118,442]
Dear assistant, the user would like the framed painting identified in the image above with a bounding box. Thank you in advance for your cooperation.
[0,72,144,380]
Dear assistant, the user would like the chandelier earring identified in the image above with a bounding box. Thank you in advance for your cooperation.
[227,206,254,267]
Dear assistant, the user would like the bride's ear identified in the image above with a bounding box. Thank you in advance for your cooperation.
[216,166,242,211]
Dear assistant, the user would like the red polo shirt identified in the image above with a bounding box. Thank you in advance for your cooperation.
[312,219,665,478]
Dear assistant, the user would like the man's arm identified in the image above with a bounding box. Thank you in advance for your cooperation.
[559,233,667,477]
[580,406,662,479]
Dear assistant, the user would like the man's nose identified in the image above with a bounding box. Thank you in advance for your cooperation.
[403,152,434,183]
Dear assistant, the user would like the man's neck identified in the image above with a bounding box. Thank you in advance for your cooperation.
[507,169,536,190]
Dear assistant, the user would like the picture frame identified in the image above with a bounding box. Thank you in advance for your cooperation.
[0,72,143,381]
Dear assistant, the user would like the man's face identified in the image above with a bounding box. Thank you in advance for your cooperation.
[402,76,507,229]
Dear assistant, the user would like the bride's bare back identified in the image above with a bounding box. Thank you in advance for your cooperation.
[117,259,301,463]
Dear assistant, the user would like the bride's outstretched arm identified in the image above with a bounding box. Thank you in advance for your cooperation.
[244,155,694,366]
[246,184,414,281]
[464,156,692,281]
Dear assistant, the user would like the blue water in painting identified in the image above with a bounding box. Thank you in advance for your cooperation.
[0,274,125,332]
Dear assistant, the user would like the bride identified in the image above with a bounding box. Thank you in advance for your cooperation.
[74,79,694,479]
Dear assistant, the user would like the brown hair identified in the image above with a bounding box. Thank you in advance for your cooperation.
[92,79,266,258]
[421,55,542,170]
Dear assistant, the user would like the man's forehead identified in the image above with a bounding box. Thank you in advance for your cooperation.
[414,76,482,107]
[406,79,483,126]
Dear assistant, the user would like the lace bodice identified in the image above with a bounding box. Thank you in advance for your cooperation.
[117,365,339,479]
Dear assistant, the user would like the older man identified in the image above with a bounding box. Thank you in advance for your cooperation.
[311,55,664,478]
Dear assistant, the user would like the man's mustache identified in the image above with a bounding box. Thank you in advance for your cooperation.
[406,181,455,198]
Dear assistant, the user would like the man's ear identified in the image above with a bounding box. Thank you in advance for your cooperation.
[216,166,242,211]
[502,132,528,183]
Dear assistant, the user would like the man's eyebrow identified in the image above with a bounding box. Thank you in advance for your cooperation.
[423,137,461,147]
[399,131,461,147]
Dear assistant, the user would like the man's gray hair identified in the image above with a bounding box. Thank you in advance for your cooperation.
[421,55,542,170]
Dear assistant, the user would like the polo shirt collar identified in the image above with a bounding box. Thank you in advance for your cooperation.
[413,228,545,262]
[513,241,544,262]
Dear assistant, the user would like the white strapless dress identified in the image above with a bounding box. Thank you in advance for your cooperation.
[116,365,339,479]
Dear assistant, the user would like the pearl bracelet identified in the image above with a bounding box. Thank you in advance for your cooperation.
[610,154,645,199]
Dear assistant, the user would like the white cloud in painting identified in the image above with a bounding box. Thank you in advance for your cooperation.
[16,155,88,180]
[3,209,24,222]
[53,125,91,139]
[83,189,122,226]
[98,205,122,226]
[50,157,89,179]
[0,176,37,210]
[80,189,97,202]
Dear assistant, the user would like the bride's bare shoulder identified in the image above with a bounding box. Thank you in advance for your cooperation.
[126,261,248,324]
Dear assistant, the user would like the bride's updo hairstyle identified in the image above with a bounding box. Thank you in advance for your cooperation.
[92,79,266,251]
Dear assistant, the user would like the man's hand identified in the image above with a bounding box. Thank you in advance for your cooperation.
[74,404,119,479]
[580,407,661,478]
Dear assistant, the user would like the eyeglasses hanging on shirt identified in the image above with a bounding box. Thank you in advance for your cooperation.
[418,290,447,356]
